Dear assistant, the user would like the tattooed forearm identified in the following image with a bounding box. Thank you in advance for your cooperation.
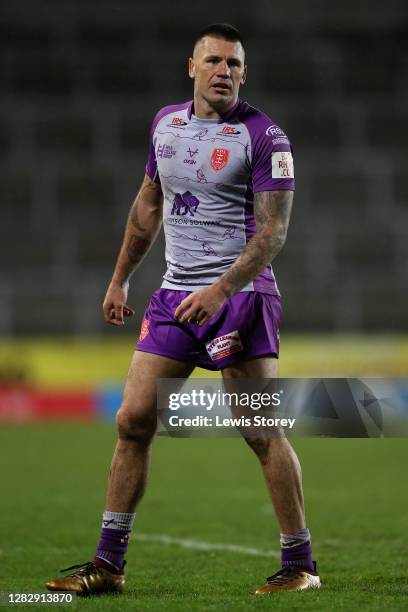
[126,234,151,265]
[110,175,163,285]
[216,190,293,296]
[112,175,163,286]
[220,232,286,293]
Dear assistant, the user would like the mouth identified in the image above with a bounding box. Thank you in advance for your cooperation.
[210,82,231,93]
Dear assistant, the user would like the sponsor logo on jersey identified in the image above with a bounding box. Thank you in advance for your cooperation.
[206,331,243,361]
[171,191,200,216]
[171,117,188,126]
[266,125,286,137]
[272,137,290,145]
[184,147,198,164]
[210,147,230,171]
[157,143,176,159]
[222,126,240,134]
[139,319,149,342]
[216,125,241,136]
[272,151,294,179]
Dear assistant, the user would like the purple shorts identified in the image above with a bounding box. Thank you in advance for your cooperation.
[135,289,282,371]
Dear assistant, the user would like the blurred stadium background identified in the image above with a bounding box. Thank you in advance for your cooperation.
[1,2,407,608]
[1,0,407,389]
[0,0,407,415]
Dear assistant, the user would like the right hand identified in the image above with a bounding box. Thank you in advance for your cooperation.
[103,282,135,326]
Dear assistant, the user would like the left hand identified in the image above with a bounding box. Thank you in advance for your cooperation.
[174,284,228,326]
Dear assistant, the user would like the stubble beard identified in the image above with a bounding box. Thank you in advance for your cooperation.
[200,88,236,115]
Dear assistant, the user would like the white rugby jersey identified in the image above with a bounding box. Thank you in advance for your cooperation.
[145,99,295,295]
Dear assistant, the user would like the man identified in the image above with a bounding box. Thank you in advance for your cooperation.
[46,23,320,596]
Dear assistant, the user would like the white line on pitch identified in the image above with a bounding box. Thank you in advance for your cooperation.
[133,533,280,558]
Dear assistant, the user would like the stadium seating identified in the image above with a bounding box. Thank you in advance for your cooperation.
[1,0,407,334]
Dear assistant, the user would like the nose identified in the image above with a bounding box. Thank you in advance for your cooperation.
[217,59,231,77]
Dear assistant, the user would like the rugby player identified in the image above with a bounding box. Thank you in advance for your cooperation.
[46,23,320,596]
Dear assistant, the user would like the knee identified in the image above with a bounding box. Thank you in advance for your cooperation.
[245,436,271,465]
[116,405,156,445]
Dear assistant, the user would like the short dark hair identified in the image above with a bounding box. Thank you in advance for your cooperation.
[194,23,245,51]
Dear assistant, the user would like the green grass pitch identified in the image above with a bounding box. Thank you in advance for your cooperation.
[0,424,407,610]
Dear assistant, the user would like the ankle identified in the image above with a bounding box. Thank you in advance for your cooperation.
[93,556,125,575]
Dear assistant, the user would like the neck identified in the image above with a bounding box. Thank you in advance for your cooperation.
[193,93,238,120]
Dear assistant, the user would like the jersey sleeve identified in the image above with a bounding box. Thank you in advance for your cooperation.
[145,114,161,184]
[244,112,295,192]
[145,102,192,184]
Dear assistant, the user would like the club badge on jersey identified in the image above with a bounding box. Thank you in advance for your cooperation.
[210,148,230,172]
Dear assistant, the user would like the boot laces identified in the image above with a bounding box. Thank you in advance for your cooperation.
[60,562,100,577]
[266,566,303,584]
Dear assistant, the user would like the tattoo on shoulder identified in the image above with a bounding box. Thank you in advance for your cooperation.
[126,234,150,264]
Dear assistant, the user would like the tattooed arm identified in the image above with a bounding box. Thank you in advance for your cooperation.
[103,174,163,325]
[216,190,293,296]
[175,190,293,325]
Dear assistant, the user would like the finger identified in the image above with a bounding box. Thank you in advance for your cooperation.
[196,312,208,326]
[106,308,121,326]
[103,302,113,320]
[179,305,199,324]
[114,304,124,324]
[174,295,194,319]
[190,309,205,324]
[124,305,135,317]
[198,309,216,326]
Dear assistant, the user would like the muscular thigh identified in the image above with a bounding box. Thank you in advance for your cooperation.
[222,357,279,406]
[222,356,278,379]
[121,351,195,417]
[222,357,279,442]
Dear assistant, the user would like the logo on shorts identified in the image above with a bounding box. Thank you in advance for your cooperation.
[139,319,149,342]
[210,147,230,171]
[205,330,243,361]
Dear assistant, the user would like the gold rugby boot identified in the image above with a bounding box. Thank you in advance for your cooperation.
[255,564,321,595]
[46,561,125,596]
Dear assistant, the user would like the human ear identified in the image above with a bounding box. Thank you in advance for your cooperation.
[188,57,195,79]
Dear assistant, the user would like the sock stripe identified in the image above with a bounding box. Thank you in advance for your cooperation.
[280,528,310,548]
[101,511,136,531]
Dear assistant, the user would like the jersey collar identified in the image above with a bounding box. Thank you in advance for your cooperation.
[187,98,243,124]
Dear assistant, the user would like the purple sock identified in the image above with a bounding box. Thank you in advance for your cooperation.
[95,528,129,572]
[94,511,135,572]
[281,540,314,572]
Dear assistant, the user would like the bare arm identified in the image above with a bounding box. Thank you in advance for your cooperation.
[175,190,293,325]
[216,189,293,296]
[103,174,163,325]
